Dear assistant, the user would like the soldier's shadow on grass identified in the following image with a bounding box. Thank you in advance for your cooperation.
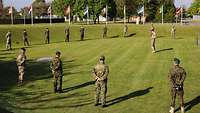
[63,81,95,93]
[109,35,120,38]
[106,87,153,107]
[125,33,136,38]
[156,48,173,53]
[175,96,200,112]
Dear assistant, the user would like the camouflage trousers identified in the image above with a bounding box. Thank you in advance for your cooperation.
[103,33,107,38]
[6,42,12,50]
[18,66,25,82]
[65,34,70,42]
[54,75,63,92]
[95,80,107,105]
[171,32,175,39]
[45,37,50,44]
[151,39,156,51]
[170,88,184,107]
[24,38,30,46]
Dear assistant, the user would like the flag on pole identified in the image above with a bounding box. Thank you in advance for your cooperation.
[47,6,51,15]
[84,5,88,15]
[102,7,106,15]
[64,6,70,16]
[8,6,13,14]
[175,8,181,16]
[137,6,144,14]
[28,5,32,14]
[159,5,163,13]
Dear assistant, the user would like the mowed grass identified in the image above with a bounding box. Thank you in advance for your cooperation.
[0,23,200,113]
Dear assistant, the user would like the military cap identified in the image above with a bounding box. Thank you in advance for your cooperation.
[56,51,61,55]
[174,58,180,65]
[100,55,105,61]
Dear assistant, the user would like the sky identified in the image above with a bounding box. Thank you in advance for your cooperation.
[3,0,193,11]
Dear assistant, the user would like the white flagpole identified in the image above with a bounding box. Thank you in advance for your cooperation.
[31,5,33,25]
[162,5,164,24]
[87,4,89,25]
[10,0,13,25]
[143,4,145,24]
[69,5,71,25]
[50,5,52,25]
[106,5,108,25]
[180,7,183,25]
[124,5,126,25]
[24,9,26,25]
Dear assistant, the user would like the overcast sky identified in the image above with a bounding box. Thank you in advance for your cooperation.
[3,0,193,11]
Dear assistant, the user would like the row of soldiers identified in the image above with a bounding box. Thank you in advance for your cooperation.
[16,46,186,113]
[5,24,176,50]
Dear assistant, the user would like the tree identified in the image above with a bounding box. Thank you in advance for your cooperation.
[188,0,200,15]
[32,0,49,16]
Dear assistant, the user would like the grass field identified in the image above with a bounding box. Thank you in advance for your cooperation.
[0,23,200,113]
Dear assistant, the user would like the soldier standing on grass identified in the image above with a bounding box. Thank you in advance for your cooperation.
[45,28,50,44]
[171,24,176,39]
[23,29,30,46]
[150,28,156,53]
[80,26,85,41]
[64,27,70,42]
[16,48,27,84]
[168,58,186,113]
[92,55,109,108]
[103,25,107,38]
[51,51,63,93]
[6,31,12,50]
[124,24,128,37]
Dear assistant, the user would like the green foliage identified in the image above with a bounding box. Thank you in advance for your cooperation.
[188,0,200,15]
[32,0,49,16]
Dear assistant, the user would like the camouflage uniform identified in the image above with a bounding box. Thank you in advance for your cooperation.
[92,56,109,107]
[124,25,128,37]
[168,63,186,113]
[23,30,30,46]
[16,49,26,83]
[51,55,63,93]
[80,27,85,41]
[171,25,176,39]
[45,28,50,44]
[103,25,107,38]
[6,32,12,50]
[65,27,70,42]
[151,30,156,53]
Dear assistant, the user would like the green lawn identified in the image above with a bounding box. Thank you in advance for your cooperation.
[0,23,200,113]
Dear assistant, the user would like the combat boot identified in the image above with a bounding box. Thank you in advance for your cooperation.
[181,106,185,113]
[169,106,174,113]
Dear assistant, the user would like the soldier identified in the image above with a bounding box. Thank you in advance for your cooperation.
[51,51,63,93]
[64,27,70,42]
[45,28,50,44]
[171,24,176,39]
[92,55,109,108]
[16,48,27,84]
[150,28,156,53]
[6,31,12,50]
[103,25,107,38]
[80,26,85,41]
[168,58,186,113]
[123,24,128,37]
[150,23,155,31]
[23,29,30,46]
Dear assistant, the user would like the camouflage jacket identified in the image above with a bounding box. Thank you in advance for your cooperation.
[92,63,109,81]
[51,57,63,76]
[168,65,186,88]
[16,54,26,66]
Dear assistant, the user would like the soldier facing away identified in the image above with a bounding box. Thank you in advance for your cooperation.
[103,25,107,38]
[23,29,30,46]
[51,51,63,93]
[124,24,128,37]
[64,27,70,42]
[6,31,12,50]
[45,28,50,44]
[92,55,109,108]
[171,24,176,39]
[80,26,85,41]
[16,48,27,84]
[168,58,186,113]
[150,28,156,53]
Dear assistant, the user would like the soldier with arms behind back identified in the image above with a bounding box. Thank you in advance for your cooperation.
[92,55,109,108]
[6,31,12,50]
[16,48,27,84]
[168,58,186,113]
[64,27,70,42]
[23,29,30,46]
[103,25,107,38]
[51,51,63,93]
